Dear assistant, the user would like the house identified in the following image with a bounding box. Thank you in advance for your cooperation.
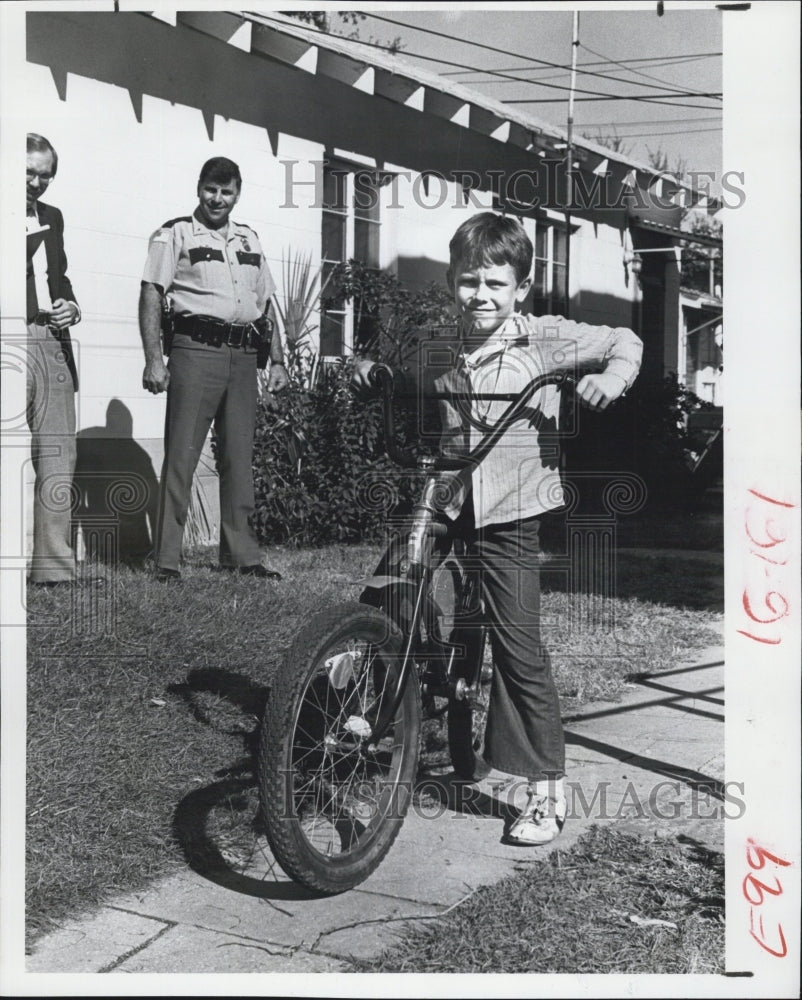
[14,8,722,553]
[681,287,724,406]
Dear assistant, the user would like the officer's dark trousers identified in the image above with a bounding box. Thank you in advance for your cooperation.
[156,333,262,571]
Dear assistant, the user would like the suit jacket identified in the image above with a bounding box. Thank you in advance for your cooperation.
[27,200,79,389]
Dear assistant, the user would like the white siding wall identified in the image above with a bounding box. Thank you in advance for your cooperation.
[573,217,638,328]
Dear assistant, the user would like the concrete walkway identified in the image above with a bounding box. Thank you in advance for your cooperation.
[26,635,725,974]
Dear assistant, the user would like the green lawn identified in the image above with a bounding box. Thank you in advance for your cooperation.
[26,541,722,947]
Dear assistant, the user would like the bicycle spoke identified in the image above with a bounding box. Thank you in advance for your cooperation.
[282,635,404,858]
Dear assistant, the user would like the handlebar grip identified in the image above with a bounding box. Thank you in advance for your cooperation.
[368,363,393,388]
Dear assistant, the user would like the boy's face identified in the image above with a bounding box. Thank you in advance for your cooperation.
[450,261,531,337]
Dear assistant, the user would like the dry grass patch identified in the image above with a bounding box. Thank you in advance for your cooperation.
[352,825,724,974]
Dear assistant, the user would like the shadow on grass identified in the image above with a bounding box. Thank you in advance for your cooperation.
[172,774,321,902]
[168,666,269,728]
[168,668,326,901]
[673,835,726,919]
[539,551,723,613]
[538,502,723,614]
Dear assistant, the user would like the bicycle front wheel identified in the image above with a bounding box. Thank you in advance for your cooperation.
[259,602,421,894]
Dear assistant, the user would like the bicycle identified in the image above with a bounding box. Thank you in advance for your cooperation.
[258,362,575,894]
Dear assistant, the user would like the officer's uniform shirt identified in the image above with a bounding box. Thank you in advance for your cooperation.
[142,208,276,323]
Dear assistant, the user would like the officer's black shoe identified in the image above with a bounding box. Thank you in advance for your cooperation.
[155,567,181,583]
[239,565,282,581]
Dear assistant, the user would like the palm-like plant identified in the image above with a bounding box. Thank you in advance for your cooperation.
[258,250,334,473]
[272,250,332,351]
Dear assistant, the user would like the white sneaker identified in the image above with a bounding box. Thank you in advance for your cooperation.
[505,782,566,846]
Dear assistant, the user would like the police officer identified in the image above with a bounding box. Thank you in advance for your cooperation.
[139,156,287,582]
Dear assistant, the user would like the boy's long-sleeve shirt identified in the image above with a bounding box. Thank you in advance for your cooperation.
[432,313,643,528]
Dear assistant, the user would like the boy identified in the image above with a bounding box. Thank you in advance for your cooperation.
[353,212,642,844]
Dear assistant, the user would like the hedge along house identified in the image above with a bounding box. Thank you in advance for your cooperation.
[20,8,719,556]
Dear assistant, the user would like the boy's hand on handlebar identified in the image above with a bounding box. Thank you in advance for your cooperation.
[575,372,627,412]
[351,359,381,399]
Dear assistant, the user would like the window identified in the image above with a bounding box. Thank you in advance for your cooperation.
[532,220,568,317]
[320,162,382,357]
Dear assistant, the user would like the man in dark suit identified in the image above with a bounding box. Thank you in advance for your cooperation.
[26,133,82,585]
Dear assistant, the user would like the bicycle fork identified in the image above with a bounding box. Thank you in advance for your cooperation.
[367,462,440,749]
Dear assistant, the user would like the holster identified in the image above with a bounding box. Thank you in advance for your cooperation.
[161,302,175,357]
[255,314,274,370]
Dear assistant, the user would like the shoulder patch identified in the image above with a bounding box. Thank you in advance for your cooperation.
[237,222,260,239]
[161,216,193,228]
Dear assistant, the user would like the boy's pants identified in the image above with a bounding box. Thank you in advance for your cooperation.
[459,511,566,783]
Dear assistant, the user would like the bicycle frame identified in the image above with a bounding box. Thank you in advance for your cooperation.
[362,365,575,749]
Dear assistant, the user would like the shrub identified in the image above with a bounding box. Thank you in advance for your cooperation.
[251,264,454,546]
[251,349,426,546]
[325,259,454,366]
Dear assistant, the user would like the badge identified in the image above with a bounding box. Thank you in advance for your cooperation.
[242,238,251,252]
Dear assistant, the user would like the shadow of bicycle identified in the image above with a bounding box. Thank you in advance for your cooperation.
[168,664,512,900]
[172,769,324,901]
[168,667,328,901]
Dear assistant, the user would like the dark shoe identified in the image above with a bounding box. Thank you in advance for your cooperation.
[155,567,181,583]
[239,564,282,580]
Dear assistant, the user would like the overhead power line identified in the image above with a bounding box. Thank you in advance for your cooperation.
[444,55,719,86]
[583,125,723,139]
[363,11,721,98]
[398,48,723,109]
[440,51,722,78]
[503,93,721,109]
[256,14,722,112]
[580,115,721,127]
[580,41,718,100]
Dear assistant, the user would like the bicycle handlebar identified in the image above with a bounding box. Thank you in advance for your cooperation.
[369,363,576,471]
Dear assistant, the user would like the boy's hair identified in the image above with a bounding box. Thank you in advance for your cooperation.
[198,156,242,190]
[448,212,533,284]
[27,133,58,175]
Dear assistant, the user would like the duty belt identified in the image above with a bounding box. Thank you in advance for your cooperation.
[173,313,264,349]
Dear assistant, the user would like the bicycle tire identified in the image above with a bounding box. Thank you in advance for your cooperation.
[258,602,421,894]
[447,632,491,780]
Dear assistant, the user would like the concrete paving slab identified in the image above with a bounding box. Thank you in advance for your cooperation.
[358,815,539,903]
[26,907,168,973]
[111,925,345,973]
[113,869,441,952]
